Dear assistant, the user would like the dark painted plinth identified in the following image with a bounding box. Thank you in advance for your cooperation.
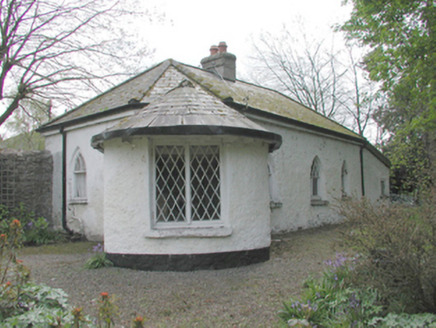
[107,247,270,271]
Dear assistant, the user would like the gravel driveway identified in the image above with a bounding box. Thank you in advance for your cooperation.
[20,224,343,327]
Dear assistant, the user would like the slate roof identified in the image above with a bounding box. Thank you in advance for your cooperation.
[37,59,362,141]
[91,80,282,151]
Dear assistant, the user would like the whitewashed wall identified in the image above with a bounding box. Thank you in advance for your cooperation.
[363,148,390,202]
[253,118,390,233]
[44,113,389,242]
[103,136,271,255]
[43,113,137,241]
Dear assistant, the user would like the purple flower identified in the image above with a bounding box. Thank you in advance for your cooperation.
[92,243,103,253]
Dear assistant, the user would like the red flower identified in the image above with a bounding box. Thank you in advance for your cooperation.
[72,307,82,316]
[134,316,144,322]
[100,292,109,298]
[5,281,11,287]
[12,219,21,227]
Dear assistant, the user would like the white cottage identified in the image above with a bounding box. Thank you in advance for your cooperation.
[38,43,390,270]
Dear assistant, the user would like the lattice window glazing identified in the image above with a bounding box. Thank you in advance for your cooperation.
[154,144,220,224]
[155,146,187,223]
[190,146,220,221]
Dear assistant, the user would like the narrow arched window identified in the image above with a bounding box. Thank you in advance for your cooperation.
[73,153,86,199]
[341,160,348,197]
[310,157,328,206]
[310,157,321,199]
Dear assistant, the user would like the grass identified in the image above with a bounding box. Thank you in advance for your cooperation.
[18,241,97,256]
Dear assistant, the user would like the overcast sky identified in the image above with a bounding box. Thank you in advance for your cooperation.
[143,0,353,76]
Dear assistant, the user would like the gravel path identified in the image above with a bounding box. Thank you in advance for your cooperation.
[20,224,343,327]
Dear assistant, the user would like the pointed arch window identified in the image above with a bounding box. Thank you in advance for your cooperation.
[310,156,328,206]
[310,157,321,199]
[73,153,87,200]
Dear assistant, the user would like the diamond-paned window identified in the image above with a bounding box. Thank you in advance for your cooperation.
[154,144,221,224]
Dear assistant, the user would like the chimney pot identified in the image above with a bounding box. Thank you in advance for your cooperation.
[200,41,236,81]
[218,41,227,53]
[210,45,218,55]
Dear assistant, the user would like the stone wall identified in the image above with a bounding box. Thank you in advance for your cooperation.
[0,149,52,221]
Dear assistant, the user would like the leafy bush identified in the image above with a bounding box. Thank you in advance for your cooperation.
[279,253,383,327]
[0,204,63,246]
[338,191,436,314]
[84,243,113,269]
[369,312,436,327]
[1,219,144,327]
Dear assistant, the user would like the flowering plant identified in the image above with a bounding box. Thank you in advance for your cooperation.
[84,243,113,270]
[279,253,382,327]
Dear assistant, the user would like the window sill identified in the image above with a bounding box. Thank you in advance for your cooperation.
[69,199,88,205]
[145,226,233,239]
[311,199,329,207]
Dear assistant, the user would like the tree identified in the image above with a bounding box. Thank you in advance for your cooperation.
[0,0,158,128]
[341,0,436,190]
[249,26,381,138]
[0,100,50,149]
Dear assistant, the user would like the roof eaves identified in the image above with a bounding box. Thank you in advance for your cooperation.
[36,102,148,133]
[40,59,174,128]
[225,101,390,168]
[225,100,363,142]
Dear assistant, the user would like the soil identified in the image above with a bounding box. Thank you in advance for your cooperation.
[20,224,345,327]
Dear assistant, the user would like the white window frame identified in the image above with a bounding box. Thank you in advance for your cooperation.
[72,152,87,202]
[151,140,223,229]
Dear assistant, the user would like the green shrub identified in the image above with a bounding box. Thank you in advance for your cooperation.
[0,219,130,327]
[84,243,113,269]
[279,253,383,327]
[338,191,436,314]
[0,204,63,246]
[369,312,436,327]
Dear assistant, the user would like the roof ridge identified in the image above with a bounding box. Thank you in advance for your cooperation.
[173,62,362,140]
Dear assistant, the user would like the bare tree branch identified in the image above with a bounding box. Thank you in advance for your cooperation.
[0,0,158,127]
[249,25,382,138]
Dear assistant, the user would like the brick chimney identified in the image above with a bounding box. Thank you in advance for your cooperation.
[200,41,236,81]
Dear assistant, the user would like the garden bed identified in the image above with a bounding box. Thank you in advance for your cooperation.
[19,224,343,327]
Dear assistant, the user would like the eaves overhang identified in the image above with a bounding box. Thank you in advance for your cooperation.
[91,81,282,153]
[91,125,282,152]
[36,102,148,134]
[224,100,391,168]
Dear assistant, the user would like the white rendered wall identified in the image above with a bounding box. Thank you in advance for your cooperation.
[363,148,390,202]
[253,118,390,233]
[43,120,122,241]
[103,136,271,255]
